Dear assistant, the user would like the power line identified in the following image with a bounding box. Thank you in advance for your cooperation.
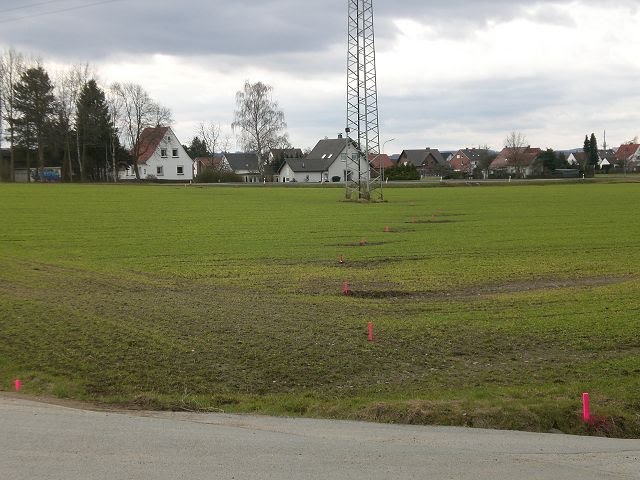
[0,0,121,24]
[0,0,73,15]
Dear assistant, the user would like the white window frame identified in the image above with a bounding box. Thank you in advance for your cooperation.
[160,148,167,158]
[172,148,179,158]
[177,165,184,176]
[157,166,164,176]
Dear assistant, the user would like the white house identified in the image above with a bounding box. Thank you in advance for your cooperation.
[120,126,193,181]
[277,137,370,183]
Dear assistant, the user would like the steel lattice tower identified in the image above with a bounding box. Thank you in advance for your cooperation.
[345,0,382,201]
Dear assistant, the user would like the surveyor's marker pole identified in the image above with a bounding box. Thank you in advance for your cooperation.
[582,392,590,422]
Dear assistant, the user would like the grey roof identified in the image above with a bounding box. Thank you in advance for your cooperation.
[282,157,334,173]
[459,148,489,161]
[225,153,259,172]
[271,148,303,158]
[307,138,353,161]
[400,149,446,167]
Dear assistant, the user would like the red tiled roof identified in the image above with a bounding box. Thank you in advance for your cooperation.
[368,153,394,169]
[135,127,169,164]
[195,156,224,169]
[615,143,640,161]
[491,147,542,169]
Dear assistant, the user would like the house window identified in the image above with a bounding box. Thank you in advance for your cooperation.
[177,165,184,175]
[157,166,164,176]
[172,148,179,157]
[160,148,167,157]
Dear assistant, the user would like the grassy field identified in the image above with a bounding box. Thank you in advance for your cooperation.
[0,182,639,437]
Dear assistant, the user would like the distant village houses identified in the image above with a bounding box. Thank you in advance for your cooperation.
[47,124,639,185]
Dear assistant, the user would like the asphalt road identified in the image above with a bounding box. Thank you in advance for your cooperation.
[1,394,638,479]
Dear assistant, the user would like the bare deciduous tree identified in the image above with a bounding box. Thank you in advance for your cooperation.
[0,49,28,181]
[504,131,528,177]
[110,82,172,179]
[232,80,289,178]
[152,103,173,129]
[198,121,232,158]
[54,63,92,181]
[105,88,124,182]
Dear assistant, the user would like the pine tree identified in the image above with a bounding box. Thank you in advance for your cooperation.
[12,66,56,178]
[589,133,599,167]
[582,135,590,171]
[76,80,113,181]
[186,136,209,158]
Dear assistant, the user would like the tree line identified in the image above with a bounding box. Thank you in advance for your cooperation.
[0,48,171,182]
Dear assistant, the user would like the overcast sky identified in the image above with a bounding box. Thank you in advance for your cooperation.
[1,0,639,154]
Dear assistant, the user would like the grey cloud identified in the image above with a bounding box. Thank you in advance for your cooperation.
[1,0,344,59]
[3,0,633,63]
[377,71,639,150]
[3,0,637,151]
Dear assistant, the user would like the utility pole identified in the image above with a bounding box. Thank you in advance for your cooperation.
[345,0,382,201]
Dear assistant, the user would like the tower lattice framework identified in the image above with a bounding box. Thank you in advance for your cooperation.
[345,0,382,201]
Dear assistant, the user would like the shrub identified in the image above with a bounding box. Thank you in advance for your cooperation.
[384,164,420,180]
[196,168,243,183]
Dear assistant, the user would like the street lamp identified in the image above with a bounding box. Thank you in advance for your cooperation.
[380,138,395,183]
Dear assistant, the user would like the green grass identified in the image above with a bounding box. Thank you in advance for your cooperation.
[0,182,639,437]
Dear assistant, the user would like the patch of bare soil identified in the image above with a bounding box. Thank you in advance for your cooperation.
[330,241,388,247]
[405,219,457,224]
[348,276,634,301]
